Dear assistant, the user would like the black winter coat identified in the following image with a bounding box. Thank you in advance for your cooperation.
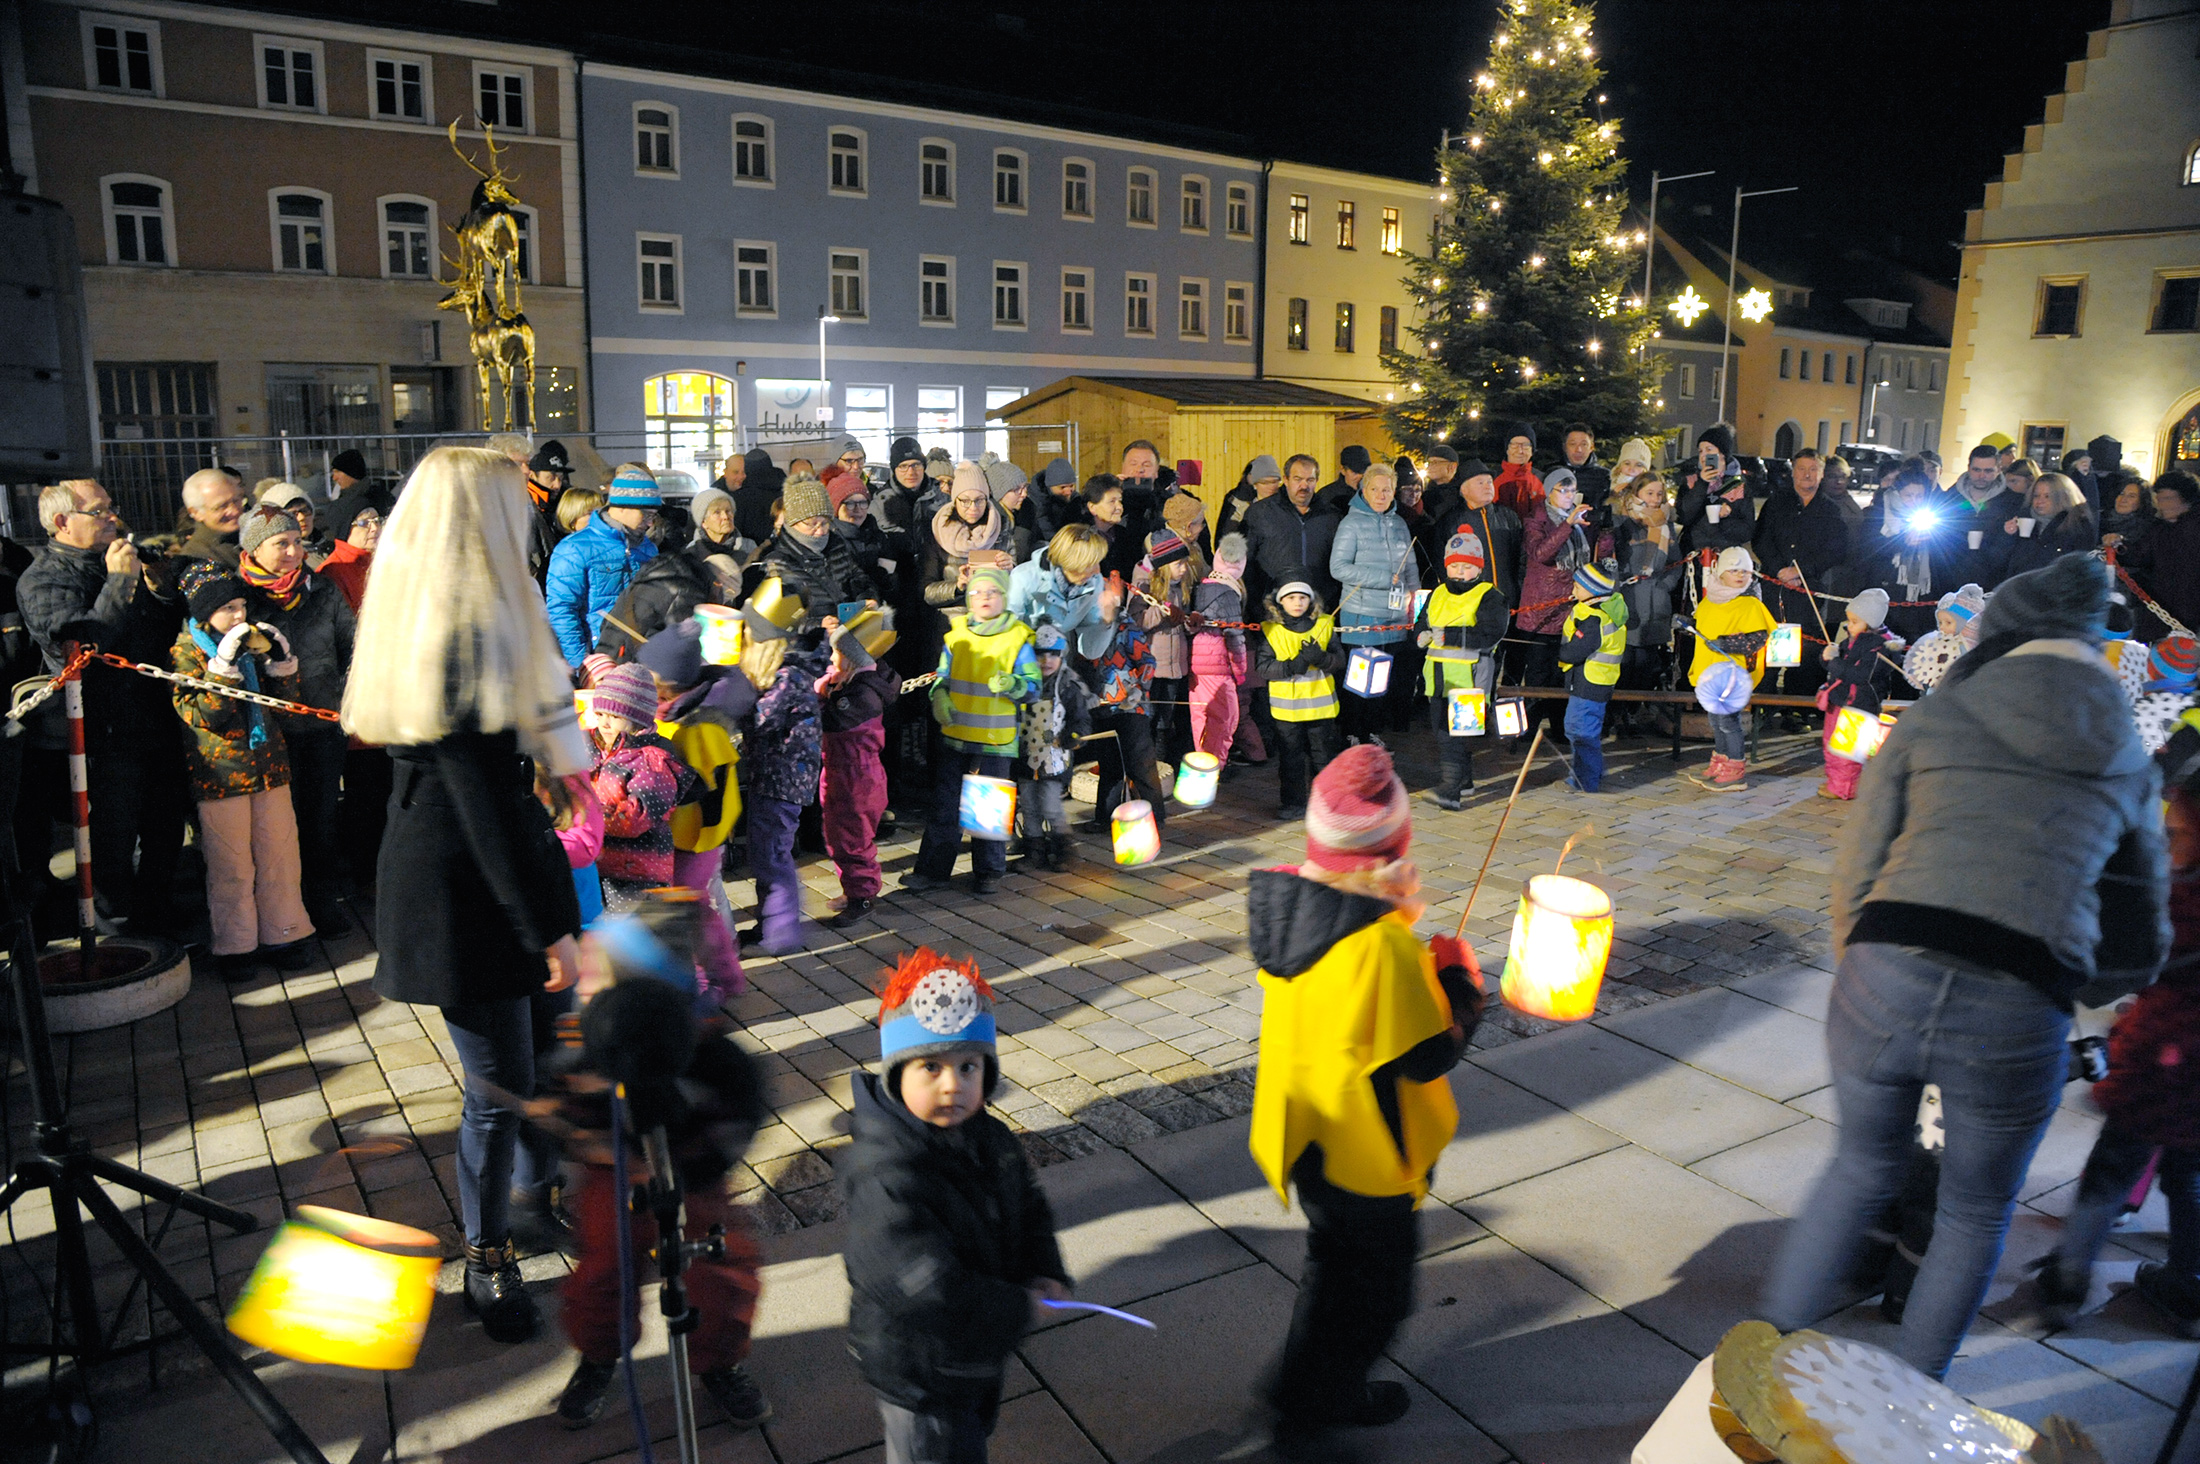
[1429,501,1525,610]
[1823,625,1897,715]
[1925,485,2023,590]
[2002,507,2099,579]
[843,1073,1068,1412]
[1033,490,1088,543]
[731,451,784,547]
[1677,476,1756,558]
[822,663,904,734]
[758,528,879,620]
[1752,486,1854,629]
[1243,494,1342,611]
[372,727,581,1009]
[595,544,726,660]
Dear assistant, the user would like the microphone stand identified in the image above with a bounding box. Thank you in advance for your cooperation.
[636,1119,723,1464]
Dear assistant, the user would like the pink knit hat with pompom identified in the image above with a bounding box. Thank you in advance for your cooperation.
[1305,745,1411,873]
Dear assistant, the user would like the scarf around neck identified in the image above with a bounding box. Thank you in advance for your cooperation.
[1703,576,1752,606]
[190,621,268,747]
[239,556,305,611]
[931,501,1003,559]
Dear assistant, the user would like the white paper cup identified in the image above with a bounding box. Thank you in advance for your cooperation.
[1967,529,1984,550]
[2016,518,2036,538]
[1706,504,1723,522]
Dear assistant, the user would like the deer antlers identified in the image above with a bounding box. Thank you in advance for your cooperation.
[447,119,519,184]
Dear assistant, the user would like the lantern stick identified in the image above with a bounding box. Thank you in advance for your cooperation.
[1791,561,1907,679]
[1454,725,1546,939]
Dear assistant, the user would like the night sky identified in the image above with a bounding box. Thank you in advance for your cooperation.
[664,0,2105,281]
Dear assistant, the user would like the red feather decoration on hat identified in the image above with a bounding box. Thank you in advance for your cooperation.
[877,947,991,1018]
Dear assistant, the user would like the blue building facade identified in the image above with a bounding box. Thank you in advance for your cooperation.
[581,65,1265,479]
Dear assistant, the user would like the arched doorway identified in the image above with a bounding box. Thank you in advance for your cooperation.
[1773,421,1802,459]
[2163,391,2200,475]
[642,371,739,479]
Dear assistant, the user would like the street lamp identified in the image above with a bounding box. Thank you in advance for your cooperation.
[1639,168,1713,320]
[1719,184,1799,423]
[817,306,841,423]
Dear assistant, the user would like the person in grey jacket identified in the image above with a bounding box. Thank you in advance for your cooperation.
[1762,553,2168,1381]
[1329,464,1419,742]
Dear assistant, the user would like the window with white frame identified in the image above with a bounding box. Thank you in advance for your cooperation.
[920,139,954,203]
[1063,159,1092,219]
[1336,200,1356,249]
[732,115,774,185]
[1380,206,1402,254]
[256,35,323,112]
[1334,301,1355,352]
[638,234,680,310]
[83,12,161,96]
[995,150,1025,212]
[993,263,1025,329]
[830,249,867,320]
[1226,182,1252,238]
[734,241,775,316]
[510,205,537,283]
[271,189,331,273]
[1224,283,1251,342]
[917,386,961,457]
[103,176,173,266]
[1062,268,1091,332]
[1679,363,1697,398]
[1127,168,1155,226]
[1179,278,1206,339]
[369,50,429,122]
[635,104,677,175]
[984,388,1023,458]
[475,64,528,132]
[846,386,891,462]
[920,256,954,325]
[380,197,435,278]
[1181,176,1207,232]
[829,128,866,195]
[1125,273,1154,335]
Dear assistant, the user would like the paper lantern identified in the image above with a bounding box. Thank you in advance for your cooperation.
[226,1206,440,1371]
[958,774,1018,840]
[1446,687,1487,736]
[1111,800,1160,865]
[1344,647,1393,697]
[1694,661,1754,715]
[693,604,743,665]
[1767,623,1803,667]
[1174,752,1220,808]
[1494,698,1528,737]
[1499,874,1613,1022]
[1828,706,1896,763]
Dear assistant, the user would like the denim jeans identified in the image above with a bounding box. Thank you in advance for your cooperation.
[1763,942,2068,1378]
[2055,1124,2198,1279]
[1564,697,1607,790]
[443,987,575,1245]
[1710,710,1746,760]
[878,1391,999,1464]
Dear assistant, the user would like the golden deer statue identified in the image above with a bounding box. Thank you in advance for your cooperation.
[439,273,535,431]
[443,121,533,429]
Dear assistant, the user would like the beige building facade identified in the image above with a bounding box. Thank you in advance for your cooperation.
[4,0,586,514]
[1946,0,2200,476]
[1261,160,1428,416]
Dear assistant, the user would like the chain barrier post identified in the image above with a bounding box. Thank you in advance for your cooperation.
[62,642,95,975]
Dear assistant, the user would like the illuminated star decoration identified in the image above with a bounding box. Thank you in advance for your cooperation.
[1736,287,1774,323]
[1668,285,1708,327]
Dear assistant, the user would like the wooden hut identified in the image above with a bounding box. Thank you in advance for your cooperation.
[989,376,1395,529]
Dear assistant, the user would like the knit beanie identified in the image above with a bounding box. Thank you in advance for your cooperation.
[1213,532,1249,573]
[1305,744,1411,874]
[1458,459,1493,483]
[1503,423,1537,454]
[1617,438,1654,469]
[1945,583,1987,623]
[689,486,734,529]
[1033,622,1067,655]
[1713,546,1754,579]
[889,435,925,469]
[1574,563,1617,597]
[1698,424,1738,460]
[1543,467,1579,501]
[1162,493,1207,538]
[782,473,830,527]
[260,482,311,512]
[827,471,871,512]
[1145,530,1190,571]
[926,447,955,476]
[1340,445,1373,473]
[837,437,863,461]
[877,948,997,1092]
[1038,456,1077,489]
[980,454,1028,504]
[1847,588,1890,630]
[1425,444,1459,464]
[186,572,248,625]
[1969,554,2110,649]
[238,503,299,559]
[590,663,659,727]
[330,449,368,480]
[1444,530,1487,581]
[606,466,662,508]
[2149,635,2200,694]
[1247,454,1283,483]
[950,461,989,502]
[967,564,1012,599]
[637,619,706,689]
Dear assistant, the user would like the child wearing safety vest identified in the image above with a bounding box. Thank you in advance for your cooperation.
[1414,531,1509,811]
[1251,577,1346,820]
[909,564,1040,897]
[1556,564,1627,793]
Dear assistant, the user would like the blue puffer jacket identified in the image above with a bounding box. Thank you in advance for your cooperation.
[1007,547,1113,659]
[1329,493,1417,627]
[545,513,657,665]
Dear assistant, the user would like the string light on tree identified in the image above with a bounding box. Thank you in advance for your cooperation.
[1736,287,1774,323]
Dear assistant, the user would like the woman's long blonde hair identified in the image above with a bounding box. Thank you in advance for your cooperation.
[341,446,589,775]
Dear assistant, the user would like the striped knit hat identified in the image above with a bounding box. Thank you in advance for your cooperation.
[606,465,662,508]
[2149,635,2200,694]
[1305,744,1411,873]
[1573,563,1616,597]
[590,662,659,727]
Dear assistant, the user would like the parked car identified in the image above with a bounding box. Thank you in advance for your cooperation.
[1737,455,1791,500]
[1834,443,1906,488]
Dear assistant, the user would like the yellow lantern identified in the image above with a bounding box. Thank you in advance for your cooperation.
[1767,623,1803,667]
[958,774,1018,841]
[226,1206,441,1371]
[1499,874,1614,1022]
[1111,800,1161,865]
[1827,706,1896,763]
[1447,687,1487,736]
[1174,752,1220,808]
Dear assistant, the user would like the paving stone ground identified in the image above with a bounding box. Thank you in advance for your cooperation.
[1,723,2187,1463]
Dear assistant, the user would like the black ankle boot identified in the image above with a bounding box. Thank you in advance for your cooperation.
[462,1239,538,1343]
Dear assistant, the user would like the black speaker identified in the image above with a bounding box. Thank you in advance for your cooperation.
[0,193,96,481]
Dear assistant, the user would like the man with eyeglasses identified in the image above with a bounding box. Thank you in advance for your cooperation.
[18,478,190,936]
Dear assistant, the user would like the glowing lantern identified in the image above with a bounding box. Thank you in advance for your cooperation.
[1111,800,1161,865]
[1828,706,1896,763]
[958,775,1018,841]
[1495,698,1529,738]
[226,1206,440,1371]
[1767,624,1803,668]
[1174,752,1220,808]
[1344,647,1393,698]
[1499,874,1614,1022]
[1447,687,1487,736]
[694,604,743,665]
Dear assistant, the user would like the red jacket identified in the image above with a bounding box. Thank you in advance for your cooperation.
[319,538,371,612]
[2094,869,2200,1148]
[1494,462,1544,520]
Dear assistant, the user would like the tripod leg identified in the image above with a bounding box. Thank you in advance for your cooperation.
[84,1152,258,1234]
[49,1167,105,1364]
[75,1177,331,1464]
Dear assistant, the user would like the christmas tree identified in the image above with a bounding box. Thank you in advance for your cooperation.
[1381,0,1660,458]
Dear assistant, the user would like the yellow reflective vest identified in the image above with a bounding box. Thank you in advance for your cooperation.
[1421,581,1498,695]
[941,618,1033,747]
[1263,615,1339,722]
[1250,907,1460,1203]
[1565,598,1626,688]
[656,717,741,853]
